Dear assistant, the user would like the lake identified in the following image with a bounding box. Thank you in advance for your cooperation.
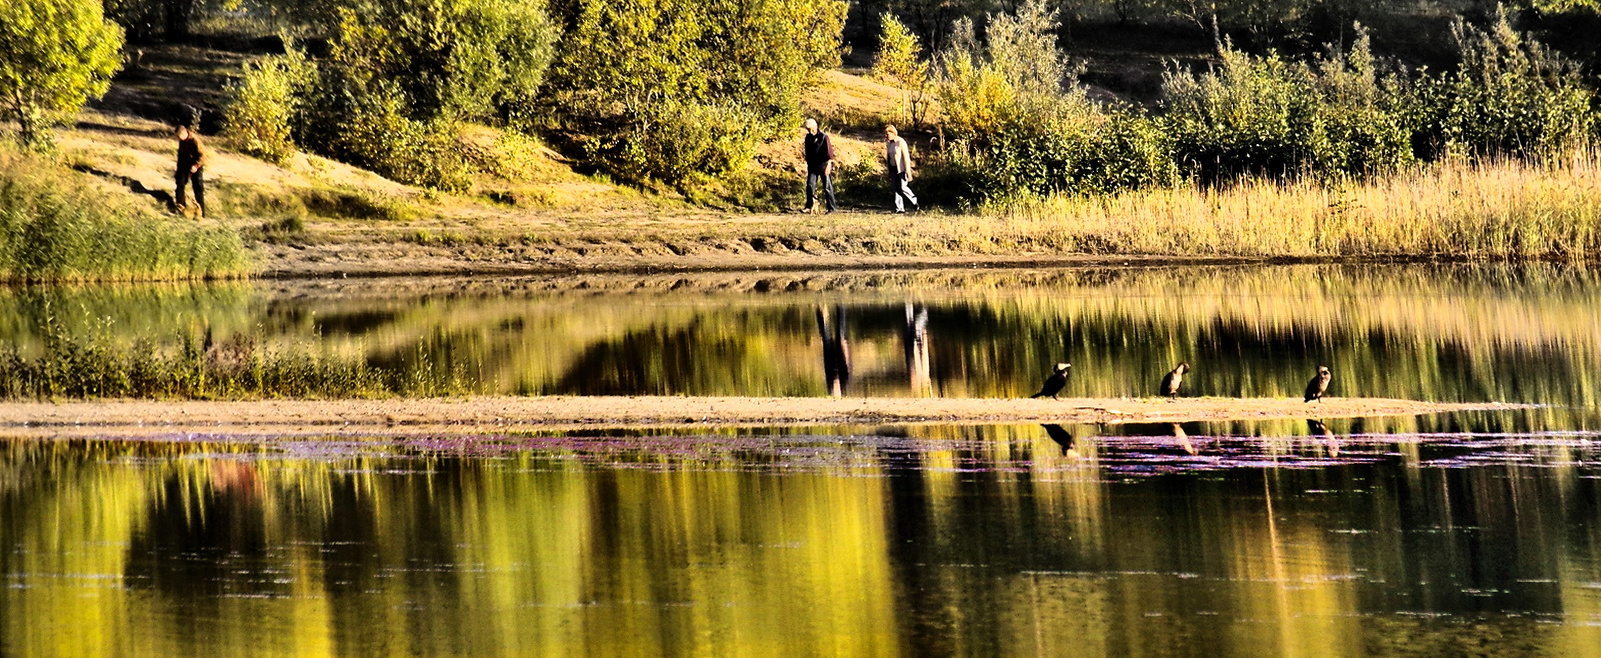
[2,263,1600,655]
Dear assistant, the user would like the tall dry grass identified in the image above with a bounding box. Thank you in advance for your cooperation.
[986,149,1601,259]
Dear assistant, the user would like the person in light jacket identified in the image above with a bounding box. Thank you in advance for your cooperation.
[884,125,918,213]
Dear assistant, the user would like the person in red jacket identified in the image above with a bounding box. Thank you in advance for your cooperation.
[174,124,208,218]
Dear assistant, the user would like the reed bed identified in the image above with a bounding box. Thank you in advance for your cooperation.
[0,148,250,282]
[0,329,472,400]
[987,150,1601,259]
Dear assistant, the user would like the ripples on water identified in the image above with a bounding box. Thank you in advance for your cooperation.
[3,419,1601,655]
[3,264,1601,655]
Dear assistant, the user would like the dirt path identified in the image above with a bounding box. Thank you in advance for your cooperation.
[0,396,1528,437]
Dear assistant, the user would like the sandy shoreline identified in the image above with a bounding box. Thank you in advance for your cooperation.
[0,396,1529,437]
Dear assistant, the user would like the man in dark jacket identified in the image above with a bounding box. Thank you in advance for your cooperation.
[802,118,837,213]
[175,124,207,218]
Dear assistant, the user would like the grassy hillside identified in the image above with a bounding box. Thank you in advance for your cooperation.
[15,8,1598,277]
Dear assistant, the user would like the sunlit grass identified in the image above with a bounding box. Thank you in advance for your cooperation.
[0,147,251,282]
[988,149,1601,259]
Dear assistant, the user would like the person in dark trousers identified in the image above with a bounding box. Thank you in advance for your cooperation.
[884,125,918,213]
[175,124,207,218]
[802,118,837,213]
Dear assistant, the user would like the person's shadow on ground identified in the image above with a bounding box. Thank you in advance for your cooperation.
[70,164,177,211]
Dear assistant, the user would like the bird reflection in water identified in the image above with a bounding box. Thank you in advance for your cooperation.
[904,303,931,397]
[1172,423,1198,455]
[1307,418,1340,456]
[816,305,852,397]
[1041,424,1079,458]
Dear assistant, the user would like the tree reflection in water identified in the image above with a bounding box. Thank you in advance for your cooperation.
[1,424,1599,655]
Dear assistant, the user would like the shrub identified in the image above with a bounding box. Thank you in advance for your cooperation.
[548,0,849,183]
[1302,29,1414,177]
[1161,28,1413,184]
[235,0,559,189]
[224,45,315,165]
[933,0,1176,201]
[872,13,934,128]
[1161,47,1321,183]
[602,100,764,187]
[1416,8,1596,159]
[300,76,472,191]
[324,0,559,123]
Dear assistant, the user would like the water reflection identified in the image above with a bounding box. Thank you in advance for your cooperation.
[816,305,852,397]
[2,264,1601,416]
[2,423,1599,655]
[1040,424,1076,455]
[903,303,930,397]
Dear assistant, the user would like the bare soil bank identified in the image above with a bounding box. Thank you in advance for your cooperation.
[254,237,1279,277]
[0,396,1527,437]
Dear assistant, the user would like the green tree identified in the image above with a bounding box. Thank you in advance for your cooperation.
[324,0,558,123]
[279,0,559,189]
[872,13,933,127]
[0,0,124,148]
[1431,7,1595,157]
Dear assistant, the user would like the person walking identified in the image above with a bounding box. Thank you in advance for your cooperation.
[884,125,918,213]
[802,119,837,213]
[174,124,208,218]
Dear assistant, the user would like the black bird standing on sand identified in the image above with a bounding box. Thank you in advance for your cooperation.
[1159,362,1190,399]
[1304,366,1332,403]
[1031,363,1071,399]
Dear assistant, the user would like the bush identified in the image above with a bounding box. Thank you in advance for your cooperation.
[872,13,933,128]
[933,0,1176,201]
[1302,29,1414,177]
[229,0,559,189]
[1161,48,1321,183]
[1161,28,1413,183]
[0,148,249,281]
[1413,8,1596,159]
[224,45,315,165]
[548,0,849,183]
[300,76,473,191]
[325,0,559,123]
[602,100,764,187]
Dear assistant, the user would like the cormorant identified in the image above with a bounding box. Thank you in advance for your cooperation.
[1304,366,1332,403]
[1159,362,1190,399]
[1030,363,1071,399]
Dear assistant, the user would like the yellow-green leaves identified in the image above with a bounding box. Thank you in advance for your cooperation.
[0,0,125,148]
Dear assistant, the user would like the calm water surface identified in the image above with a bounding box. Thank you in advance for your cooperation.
[4,264,1601,655]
